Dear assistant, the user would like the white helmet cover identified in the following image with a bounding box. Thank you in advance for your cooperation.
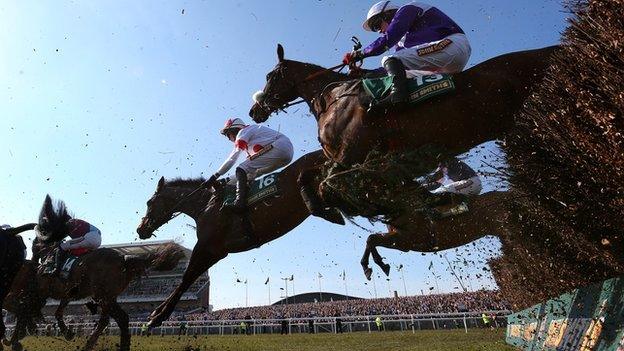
[363,1,399,31]
[220,117,247,135]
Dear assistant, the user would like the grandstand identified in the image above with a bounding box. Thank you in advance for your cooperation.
[42,240,211,317]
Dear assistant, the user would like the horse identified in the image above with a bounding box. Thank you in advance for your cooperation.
[250,44,558,168]
[359,191,516,280]
[0,224,35,349]
[136,150,335,328]
[3,240,185,351]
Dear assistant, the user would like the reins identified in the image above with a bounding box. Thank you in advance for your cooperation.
[277,62,349,109]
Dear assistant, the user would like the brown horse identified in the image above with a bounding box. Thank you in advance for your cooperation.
[359,191,516,280]
[250,44,558,167]
[0,224,35,349]
[136,150,337,328]
[4,241,184,351]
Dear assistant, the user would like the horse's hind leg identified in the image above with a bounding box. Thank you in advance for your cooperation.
[360,244,374,281]
[106,301,130,351]
[55,299,74,340]
[81,312,109,351]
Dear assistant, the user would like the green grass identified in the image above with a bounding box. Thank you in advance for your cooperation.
[18,329,516,351]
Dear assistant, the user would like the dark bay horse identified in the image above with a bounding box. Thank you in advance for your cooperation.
[250,44,558,167]
[0,224,35,348]
[4,242,184,351]
[136,150,332,328]
[360,191,515,280]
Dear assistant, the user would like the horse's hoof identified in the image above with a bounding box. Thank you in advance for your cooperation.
[147,318,162,329]
[364,268,372,281]
[382,263,391,276]
[65,330,75,341]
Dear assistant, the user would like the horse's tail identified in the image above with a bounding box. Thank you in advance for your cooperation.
[2,223,37,237]
[123,243,186,280]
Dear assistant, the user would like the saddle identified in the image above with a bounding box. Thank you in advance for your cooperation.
[39,252,81,279]
[362,73,455,107]
[221,173,281,208]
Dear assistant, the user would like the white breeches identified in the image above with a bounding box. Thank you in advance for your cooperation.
[63,230,102,251]
[431,176,482,196]
[382,33,471,75]
[238,136,294,180]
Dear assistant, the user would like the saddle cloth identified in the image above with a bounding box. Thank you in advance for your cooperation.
[222,173,280,207]
[41,254,81,279]
[362,73,455,106]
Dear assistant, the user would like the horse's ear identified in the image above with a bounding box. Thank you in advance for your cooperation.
[277,44,284,62]
[157,176,165,190]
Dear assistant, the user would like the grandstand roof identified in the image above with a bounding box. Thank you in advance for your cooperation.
[103,240,192,256]
[273,292,362,305]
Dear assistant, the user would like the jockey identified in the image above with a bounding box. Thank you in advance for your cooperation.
[52,219,102,275]
[423,157,482,196]
[206,117,294,213]
[35,195,102,276]
[343,1,471,111]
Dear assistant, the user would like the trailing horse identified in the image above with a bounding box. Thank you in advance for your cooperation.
[4,241,184,351]
[250,44,558,167]
[0,224,35,350]
[136,150,337,328]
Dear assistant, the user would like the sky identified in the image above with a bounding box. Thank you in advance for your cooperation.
[0,1,569,310]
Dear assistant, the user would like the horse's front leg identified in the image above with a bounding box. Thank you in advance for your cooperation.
[81,311,109,351]
[148,245,223,328]
[55,299,74,340]
[360,240,374,281]
[366,234,392,277]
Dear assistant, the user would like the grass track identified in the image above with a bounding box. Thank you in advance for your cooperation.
[18,329,516,351]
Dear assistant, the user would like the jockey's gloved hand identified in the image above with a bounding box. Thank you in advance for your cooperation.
[202,173,219,189]
[343,50,364,65]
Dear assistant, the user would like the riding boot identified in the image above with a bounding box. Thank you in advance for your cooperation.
[51,248,66,276]
[300,185,345,225]
[224,168,249,214]
[368,57,408,113]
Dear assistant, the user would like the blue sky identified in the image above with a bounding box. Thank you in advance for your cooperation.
[0,1,568,309]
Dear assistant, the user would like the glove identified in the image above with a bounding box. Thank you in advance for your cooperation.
[60,242,70,250]
[202,173,219,189]
[342,50,364,65]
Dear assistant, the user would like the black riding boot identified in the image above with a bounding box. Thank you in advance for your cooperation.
[51,248,66,276]
[300,185,345,225]
[224,168,249,214]
[368,57,408,113]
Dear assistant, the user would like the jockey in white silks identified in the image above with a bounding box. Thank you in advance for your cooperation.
[206,117,294,213]
[343,1,471,111]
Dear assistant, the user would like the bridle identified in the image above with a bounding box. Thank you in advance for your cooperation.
[255,37,364,116]
[254,62,349,114]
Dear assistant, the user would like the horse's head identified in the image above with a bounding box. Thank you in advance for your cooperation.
[137,177,178,239]
[249,44,302,123]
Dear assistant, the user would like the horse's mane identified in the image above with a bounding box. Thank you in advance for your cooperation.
[166,177,206,188]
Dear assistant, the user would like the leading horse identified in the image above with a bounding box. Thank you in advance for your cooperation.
[359,191,516,280]
[250,44,558,167]
[136,150,339,328]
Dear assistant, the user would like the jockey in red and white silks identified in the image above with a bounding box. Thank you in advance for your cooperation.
[59,219,102,256]
[216,119,294,180]
[207,117,293,213]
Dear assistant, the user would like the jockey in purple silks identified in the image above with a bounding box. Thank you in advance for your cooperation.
[344,1,471,111]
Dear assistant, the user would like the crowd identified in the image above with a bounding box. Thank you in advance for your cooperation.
[185,290,510,321]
